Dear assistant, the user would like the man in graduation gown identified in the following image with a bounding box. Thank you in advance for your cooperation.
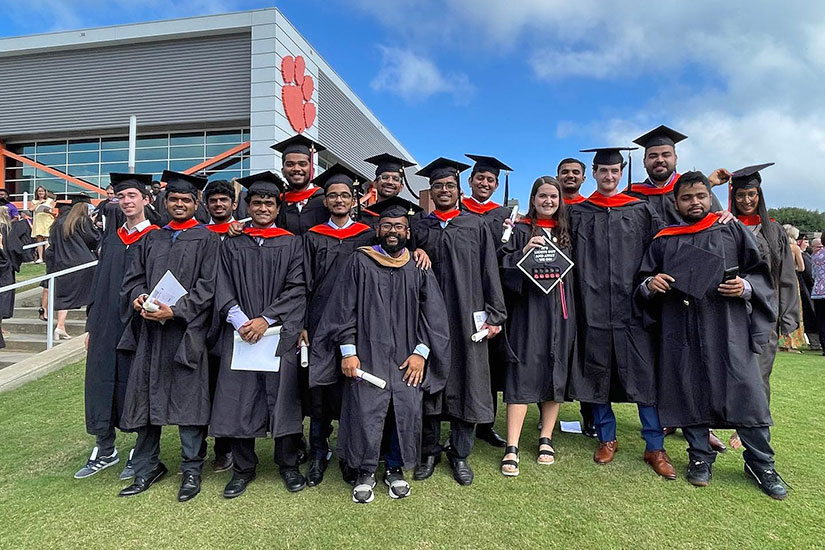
[358,153,416,229]
[300,163,376,487]
[411,157,507,485]
[310,197,451,503]
[76,173,158,481]
[118,170,220,502]
[637,171,789,499]
[209,171,308,498]
[272,135,329,234]
[728,163,799,403]
[558,158,588,206]
[566,147,676,479]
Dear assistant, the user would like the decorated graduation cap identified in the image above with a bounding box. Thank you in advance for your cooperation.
[730,163,774,190]
[364,153,414,178]
[416,157,471,183]
[161,170,208,196]
[311,162,368,192]
[237,171,286,199]
[110,172,152,194]
[368,195,423,220]
[466,154,514,204]
[633,125,688,149]
[270,134,326,158]
[580,146,638,166]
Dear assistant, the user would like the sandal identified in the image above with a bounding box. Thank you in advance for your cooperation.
[384,467,411,499]
[537,437,556,465]
[501,445,520,477]
[352,472,376,504]
[38,307,47,322]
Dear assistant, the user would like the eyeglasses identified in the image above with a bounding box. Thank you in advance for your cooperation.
[379,174,401,183]
[431,182,458,191]
[325,192,353,201]
[379,222,408,232]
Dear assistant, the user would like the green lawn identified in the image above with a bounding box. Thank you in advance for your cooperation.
[0,353,822,549]
[15,262,46,293]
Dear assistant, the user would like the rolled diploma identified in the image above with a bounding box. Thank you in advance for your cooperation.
[300,343,309,367]
[500,205,519,243]
[471,328,490,342]
[142,299,159,313]
[355,368,386,389]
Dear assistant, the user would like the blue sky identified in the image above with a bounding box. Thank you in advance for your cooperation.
[1,0,822,208]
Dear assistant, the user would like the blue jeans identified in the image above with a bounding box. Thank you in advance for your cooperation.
[591,403,665,451]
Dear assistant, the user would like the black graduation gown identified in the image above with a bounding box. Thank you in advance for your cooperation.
[626,176,723,226]
[0,224,23,319]
[209,230,306,439]
[84,224,157,436]
[11,218,35,263]
[98,200,125,242]
[461,199,511,244]
[275,188,328,235]
[412,212,507,423]
[118,223,220,429]
[566,195,663,405]
[499,223,576,403]
[356,207,380,230]
[638,221,775,428]
[43,216,99,310]
[309,248,451,471]
[302,223,375,419]
[800,251,816,330]
[0,248,10,349]
[152,191,172,227]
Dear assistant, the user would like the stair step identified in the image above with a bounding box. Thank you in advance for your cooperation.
[11,307,86,321]
[0,351,36,370]
[2,333,73,353]
[2,317,86,335]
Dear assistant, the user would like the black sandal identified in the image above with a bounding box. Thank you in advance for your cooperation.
[501,445,520,477]
[537,437,556,465]
[38,307,46,322]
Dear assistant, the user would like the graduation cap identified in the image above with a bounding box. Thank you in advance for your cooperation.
[662,244,725,299]
[110,172,152,194]
[369,195,423,220]
[364,153,414,178]
[270,135,326,157]
[55,192,92,206]
[416,157,471,183]
[730,163,774,190]
[580,147,638,166]
[311,163,368,192]
[236,171,286,198]
[161,170,208,196]
[633,125,688,149]
[516,238,574,295]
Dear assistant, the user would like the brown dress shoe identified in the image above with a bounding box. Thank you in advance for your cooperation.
[594,440,618,464]
[708,430,727,453]
[644,450,677,479]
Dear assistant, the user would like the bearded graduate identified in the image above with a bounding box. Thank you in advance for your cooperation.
[497,177,577,476]
[209,171,308,498]
[118,170,220,502]
[310,196,450,504]
[637,171,789,500]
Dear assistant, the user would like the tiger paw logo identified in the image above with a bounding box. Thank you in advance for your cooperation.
[281,55,316,133]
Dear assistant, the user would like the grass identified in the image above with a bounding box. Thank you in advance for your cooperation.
[0,353,822,549]
[15,262,46,293]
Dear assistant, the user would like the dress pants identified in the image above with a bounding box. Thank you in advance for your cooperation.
[95,425,117,457]
[230,434,302,479]
[591,403,665,451]
[421,416,475,460]
[131,425,207,478]
[683,425,775,469]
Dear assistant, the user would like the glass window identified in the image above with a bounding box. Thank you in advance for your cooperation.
[136,160,168,174]
[242,130,250,142]
[14,144,36,156]
[170,132,204,146]
[210,156,242,171]
[101,137,128,149]
[242,158,250,170]
[208,170,241,182]
[101,149,128,162]
[136,147,167,161]
[169,159,197,172]
[206,143,243,157]
[36,141,66,154]
[137,135,168,148]
[36,168,65,179]
[21,165,36,178]
[35,153,66,166]
[169,145,204,160]
[38,179,68,194]
[206,130,241,144]
[68,139,99,152]
[67,164,98,177]
[101,162,129,174]
[68,151,100,165]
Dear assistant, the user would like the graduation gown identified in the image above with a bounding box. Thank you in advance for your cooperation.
[309,247,451,471]
[302,222,375,419]
[638,216,775,428]
[566,193,663,405]
[626,174,723,226]
[209,228,306,439]
[118,222,220,429]
[275,187,328,235]
[499,223,576,403]
[11,218,35,263]
[412,211,507,423]
[44,216,99,310]
[84,223,158,436]
[0,224,23,319]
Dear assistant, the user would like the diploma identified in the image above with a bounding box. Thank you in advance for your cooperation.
[500,205,519,243]
[300,343,309,368]
[355,368,386,389]
[471,328,489,342]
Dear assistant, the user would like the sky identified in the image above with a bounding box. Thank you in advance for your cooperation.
[1,0,823,208]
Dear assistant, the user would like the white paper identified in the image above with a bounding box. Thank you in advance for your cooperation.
[355,368,386,389]
[146,270,187,308]
[560,420,583,434]
[231,326,282,372]
[471,328,489,343]
[300,343,309,368]
[473,310,488,332]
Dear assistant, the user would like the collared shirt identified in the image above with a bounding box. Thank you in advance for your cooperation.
[327,217,354,229]
[122,218,152,234]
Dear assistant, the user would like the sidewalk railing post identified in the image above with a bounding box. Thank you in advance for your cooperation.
[46,277,54,350]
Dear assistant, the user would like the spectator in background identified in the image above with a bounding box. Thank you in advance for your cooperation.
[0,189,19,219]
[797,233,819,350]
[778,225,806,353]
[30,186,56,264]
[811,238,825,356]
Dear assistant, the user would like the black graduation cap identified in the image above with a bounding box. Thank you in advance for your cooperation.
[416,157,471,182]
[364,153,414,177]
[161,170,208,196]
[730,163,774,190]
[110,172,152,194]
[236,171,286,197]
[270,135,326,157]
[311,163,368,191]
[580,147,638,166]
[662,244,725,299]
[465,154,513,177]
[633,125,688,149]
[55,192,92,206]
[369,195,423,220]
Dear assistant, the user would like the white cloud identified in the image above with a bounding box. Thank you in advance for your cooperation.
[370,46,473,103]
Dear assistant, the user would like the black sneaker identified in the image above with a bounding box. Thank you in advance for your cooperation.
[352,472,376,504]
[74,447,120,479]
[744,463,790,500]
[686,460,712,487]
[384,467,411,499]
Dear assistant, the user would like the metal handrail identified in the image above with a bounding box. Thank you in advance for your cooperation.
[22,241,48,250]
[0,260,98,350]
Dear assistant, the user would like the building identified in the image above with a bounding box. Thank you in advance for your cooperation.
[0,8,425,202]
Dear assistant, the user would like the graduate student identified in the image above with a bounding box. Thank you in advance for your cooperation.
[557,158,588,206]
[301,163,375,487]
[498,177,576,475]
[638,171,789,499]
[118,170,220,502]
[209,171,308,498]
[359,153,415,228]
[272,135,329,234]
[566,147,676,479]
[76,173,158,481]
[311,196,451,503]
[411,158,507,485]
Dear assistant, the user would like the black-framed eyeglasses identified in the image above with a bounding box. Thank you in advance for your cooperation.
[378,222,408,232]
[379,174,402,183]
[325,192,353,201]
[431,182,458,191]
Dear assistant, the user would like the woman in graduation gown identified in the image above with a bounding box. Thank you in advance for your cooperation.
[498,177,576,476]
[0,206,23,321]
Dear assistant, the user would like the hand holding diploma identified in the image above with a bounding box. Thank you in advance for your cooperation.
[140,299,173,322]
[501,205,519,243]
[239,317,269,344]
[355,369,387,389]
[342,355,360,378]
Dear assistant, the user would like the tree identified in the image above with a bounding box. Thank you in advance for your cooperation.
[768,207,825,234]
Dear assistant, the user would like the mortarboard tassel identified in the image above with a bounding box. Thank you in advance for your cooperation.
[503,172,510,206]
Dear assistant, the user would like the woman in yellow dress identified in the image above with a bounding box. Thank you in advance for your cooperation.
[30,186,55,264]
